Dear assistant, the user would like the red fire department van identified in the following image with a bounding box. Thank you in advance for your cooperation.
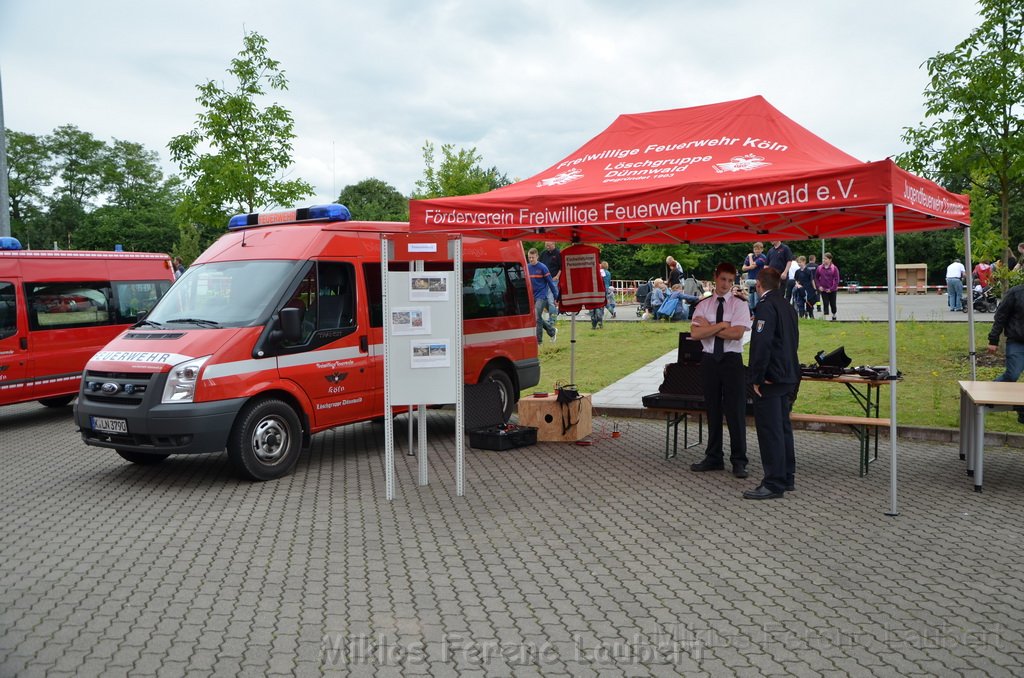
[0,239,174,408]
[74,205,540,480]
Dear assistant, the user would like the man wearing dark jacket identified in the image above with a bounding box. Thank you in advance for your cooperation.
[988,283,1024,422]
[745,266,800,499]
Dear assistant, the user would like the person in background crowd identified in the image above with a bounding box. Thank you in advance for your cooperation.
[806,254,820,315]
[658,283,700,321]
[601,261,616,319]
[782,258,798,302]
[741,242,768,312]
[988,280,1024,423]
[539,242,561,281]
[765,240,793,294]
[527,248,558,344]
[172,256,186,279]
[792,256,816,319]
[665,256,684,287]
[688,263,752,479]
[745,266,800,500]
[974,258,993,289]
[815,252,841,321]
[945,257,967,312]
[642,279,667,320]
[1012,243,1024,272]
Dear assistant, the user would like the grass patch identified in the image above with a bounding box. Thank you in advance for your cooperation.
[526,314,1013,432]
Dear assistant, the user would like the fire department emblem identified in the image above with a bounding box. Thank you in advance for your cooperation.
[325,372,348,384]
[537,168,583,187]
[713,154,772,173]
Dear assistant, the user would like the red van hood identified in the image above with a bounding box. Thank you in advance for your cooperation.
[87,328,249,373]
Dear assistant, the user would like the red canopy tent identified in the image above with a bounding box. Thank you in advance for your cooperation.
[409,96,971,514]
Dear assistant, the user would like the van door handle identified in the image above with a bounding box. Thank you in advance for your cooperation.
[20,337,27,350]
[359,335,368,353]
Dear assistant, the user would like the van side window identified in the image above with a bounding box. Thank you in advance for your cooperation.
[113,280,172,323]
[316,262,356,331]
[363,264,383,328]
[0,282,16,339]
[282,262,356,349]
[25,282,113,330]
[504,263,530,314]
[463,262,531,319]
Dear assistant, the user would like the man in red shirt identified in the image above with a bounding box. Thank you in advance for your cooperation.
[974,259,993,289]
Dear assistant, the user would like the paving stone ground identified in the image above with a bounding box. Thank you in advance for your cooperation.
[1,401,1023,677]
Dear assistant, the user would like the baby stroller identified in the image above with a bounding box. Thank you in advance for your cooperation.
[635,278,655,317]
[963,281,997,313]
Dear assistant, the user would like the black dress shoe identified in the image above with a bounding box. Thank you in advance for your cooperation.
[690,458,725,472]
[732,464,749,478]
[743,485,784,500]
[785,484,796,492]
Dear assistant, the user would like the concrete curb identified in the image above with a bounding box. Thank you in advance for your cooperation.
[591,405,1024,449]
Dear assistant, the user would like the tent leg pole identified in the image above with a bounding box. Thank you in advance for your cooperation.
[964,226,977,380]
[885,203,899,517]
[569,312,577,384]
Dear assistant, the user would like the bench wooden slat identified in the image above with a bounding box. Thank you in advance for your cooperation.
[790,413,890,427]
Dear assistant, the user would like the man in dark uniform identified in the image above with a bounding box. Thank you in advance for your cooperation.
[765,240,794,301]
[745,266,800,499]
[539,242,562,282]
[987,281,1024,422]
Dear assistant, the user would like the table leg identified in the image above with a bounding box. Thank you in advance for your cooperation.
[958,388,969,462]
[672,414,680,459]
[974,404,985,492]
[871,384,880,465]
[664,413,671,460]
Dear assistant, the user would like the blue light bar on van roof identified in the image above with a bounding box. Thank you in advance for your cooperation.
[227,204,352,230]
[0,237,22,250]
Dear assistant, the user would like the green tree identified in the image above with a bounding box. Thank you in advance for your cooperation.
[412,141,509,198]
[337,178,408,221]
[101,140,166,208]
[899,0,1024,258]
[48,124,107,209]
[173,222,202,266]
[168,31,314,247]
[963,171,1005,263]
[5,129,53,223]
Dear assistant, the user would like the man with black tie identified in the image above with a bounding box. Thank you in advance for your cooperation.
[688,263,752,478]
[745,266,801,500]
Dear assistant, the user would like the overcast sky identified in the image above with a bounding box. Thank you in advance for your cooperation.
[1,0,981,208]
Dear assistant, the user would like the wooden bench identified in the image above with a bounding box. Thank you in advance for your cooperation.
[790,413,891,476]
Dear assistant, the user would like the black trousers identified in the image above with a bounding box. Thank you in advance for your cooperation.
[753,382,797,493]
[700,352,747,465]
[821,291,838,316]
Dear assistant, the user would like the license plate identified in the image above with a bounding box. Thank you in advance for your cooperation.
[91,416,128,434]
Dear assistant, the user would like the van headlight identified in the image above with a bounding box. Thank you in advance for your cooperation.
[161,356,211,403]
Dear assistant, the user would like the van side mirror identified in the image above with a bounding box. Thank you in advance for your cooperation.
[276,307,302,344]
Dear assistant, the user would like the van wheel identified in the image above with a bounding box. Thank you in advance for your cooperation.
[228,398,302,481]
[116,450,169,465]
[39,395,75,408]
[482,368,515,422]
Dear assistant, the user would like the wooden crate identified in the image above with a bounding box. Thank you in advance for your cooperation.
[895,263,927,294]
[516,394,593,441]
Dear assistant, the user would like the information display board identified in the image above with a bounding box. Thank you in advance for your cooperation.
[381,235,465,500]
[385,271,458,405]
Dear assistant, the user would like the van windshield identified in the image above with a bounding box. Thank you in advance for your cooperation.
[147,260,297,328]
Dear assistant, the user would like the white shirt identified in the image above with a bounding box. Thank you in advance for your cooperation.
[945,261,966,279]
[691,292,752,355]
